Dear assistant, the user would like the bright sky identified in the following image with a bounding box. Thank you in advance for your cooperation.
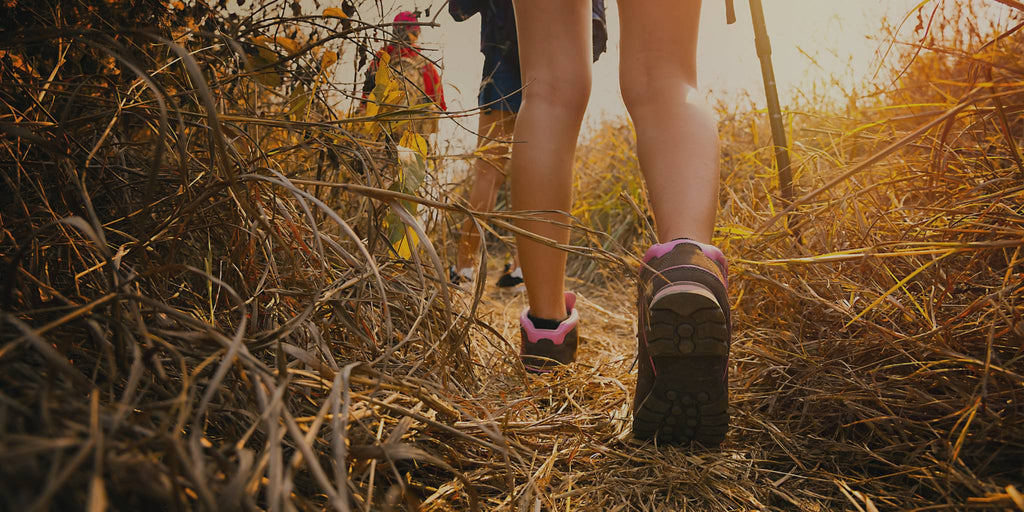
[426,0,920,155]
[435,1,902,117]
[354,1,1015,155]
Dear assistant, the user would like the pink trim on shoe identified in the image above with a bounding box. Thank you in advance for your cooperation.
[642,239,728,283]
[519,292,578,346]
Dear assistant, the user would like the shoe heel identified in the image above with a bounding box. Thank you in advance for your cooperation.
[646,282,729,358]
[635,282,730,446]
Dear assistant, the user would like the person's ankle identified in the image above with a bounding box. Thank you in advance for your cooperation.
[526,313,565,330]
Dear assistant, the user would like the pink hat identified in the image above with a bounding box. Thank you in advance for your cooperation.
[393,11,420,35]
[394,11,418,24]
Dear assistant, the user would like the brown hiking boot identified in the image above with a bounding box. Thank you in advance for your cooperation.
[633,239,730,446]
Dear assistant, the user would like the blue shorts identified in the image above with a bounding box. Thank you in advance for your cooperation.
[478,53,522,113]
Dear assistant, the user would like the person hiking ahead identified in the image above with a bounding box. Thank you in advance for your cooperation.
[448,0,607,289]
[362,11,446,136]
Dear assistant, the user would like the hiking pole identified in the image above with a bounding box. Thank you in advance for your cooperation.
[726,0,795,209]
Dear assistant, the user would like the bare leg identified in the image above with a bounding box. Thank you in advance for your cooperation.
[510,0,592,320]
[620,0,730,447]
[618,0,718,244]
[456,109,517,271]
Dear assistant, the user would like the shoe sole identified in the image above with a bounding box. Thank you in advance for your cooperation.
[633,282,729,447]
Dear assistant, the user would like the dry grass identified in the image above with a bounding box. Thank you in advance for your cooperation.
[1,0,1023,511]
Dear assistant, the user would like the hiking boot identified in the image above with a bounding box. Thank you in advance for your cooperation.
[520,292,579,373]
[496,263,524,289]
[633,239,730,446]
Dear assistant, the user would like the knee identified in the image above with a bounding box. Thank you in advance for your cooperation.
[620,62,695,113]
[522,68,592,119]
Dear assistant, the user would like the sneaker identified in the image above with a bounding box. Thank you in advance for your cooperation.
[448,265,475,287]
[633,239,730,446]
[519,292,579,373]
[496,264,524,289]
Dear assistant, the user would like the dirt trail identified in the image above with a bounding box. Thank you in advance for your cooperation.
[442,257,794,510]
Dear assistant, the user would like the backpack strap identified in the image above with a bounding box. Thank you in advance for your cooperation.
[725,0,736,24]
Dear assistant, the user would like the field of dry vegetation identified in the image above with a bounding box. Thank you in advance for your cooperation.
[1,0,1022,510]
